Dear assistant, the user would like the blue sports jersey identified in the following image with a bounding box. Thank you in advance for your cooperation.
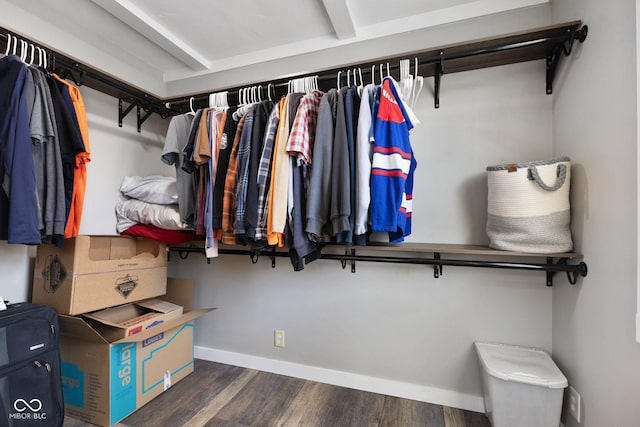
[370,77,417,243]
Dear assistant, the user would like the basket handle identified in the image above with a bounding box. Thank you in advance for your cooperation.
[527,164,567,192]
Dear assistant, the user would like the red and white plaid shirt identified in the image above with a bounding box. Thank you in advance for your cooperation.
[286,90,323,165]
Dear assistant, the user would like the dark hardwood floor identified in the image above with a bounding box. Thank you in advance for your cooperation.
[63,359,490,427]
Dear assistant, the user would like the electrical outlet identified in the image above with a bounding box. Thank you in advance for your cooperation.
[568,385,581,422]
[274,329,285,348]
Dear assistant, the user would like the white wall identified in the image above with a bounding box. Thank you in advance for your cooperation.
[77,87,173,235]
[551,1,640,426]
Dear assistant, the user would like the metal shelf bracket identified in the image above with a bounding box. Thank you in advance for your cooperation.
[546,25,588,94]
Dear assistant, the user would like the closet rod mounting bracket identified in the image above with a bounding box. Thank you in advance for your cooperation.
[433,253,443,278]
[546,25,588,95]
[434,51,445,109]
[137,104,154,133]
[118,98,136,128]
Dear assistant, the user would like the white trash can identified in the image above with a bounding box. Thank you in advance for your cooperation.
[474,341,568,427]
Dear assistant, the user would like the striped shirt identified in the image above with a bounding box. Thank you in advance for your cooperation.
[286,90,323,165]
[234,105,255,237]
[221,112,248,244]
[254,103,280,243]
[370,77,416,243]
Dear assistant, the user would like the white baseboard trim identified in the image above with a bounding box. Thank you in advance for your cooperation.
[194,346,485,413]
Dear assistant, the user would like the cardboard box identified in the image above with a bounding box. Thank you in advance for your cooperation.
[59,278,214,427]
[32,235,168,315]
[83,298,184,341]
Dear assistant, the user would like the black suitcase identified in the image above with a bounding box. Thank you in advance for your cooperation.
[0,302,64,427]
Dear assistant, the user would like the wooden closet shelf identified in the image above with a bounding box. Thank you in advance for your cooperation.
[355,242,584,259]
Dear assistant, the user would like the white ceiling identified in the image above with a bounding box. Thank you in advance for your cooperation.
[2,0,550,98]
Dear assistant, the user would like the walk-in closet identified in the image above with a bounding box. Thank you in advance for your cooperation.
[0,1,638,426]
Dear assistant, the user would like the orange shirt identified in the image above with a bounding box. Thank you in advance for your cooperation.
[53,74,91,237]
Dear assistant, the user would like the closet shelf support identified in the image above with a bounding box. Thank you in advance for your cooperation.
[137,105,154,133]
[434,51,444,109]
[434,253,443,278]
[546,25,588,94]
[118,98,136,128]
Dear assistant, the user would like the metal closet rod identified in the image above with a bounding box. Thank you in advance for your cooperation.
[167,245,588,286]
[1,23,587,118]
[163,25,588,111]
[0,29,165,109]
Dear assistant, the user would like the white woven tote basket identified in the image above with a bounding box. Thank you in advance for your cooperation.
[486,156,573,253]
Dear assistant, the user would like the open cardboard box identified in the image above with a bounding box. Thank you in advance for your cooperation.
[59,278,214,427]
[83,298,184,341]
[32,235,168,315]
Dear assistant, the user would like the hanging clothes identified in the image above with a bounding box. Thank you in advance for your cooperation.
[29,67,65,241]
[161,112,195,228]
[46,74,86,234]
[337,85,360,247]
[370,77,417,243]
[305,88,338,241]
[233,104,255,242]
[354,83,376,245]
[253,102,280,246]
[285,90,323,268]
[266,95,291,247]
[178,109,203,228]
[193,107,213,236]
[149,72,418,269]
[221,111,247,244]
[204,109,224,258]
[0,55,40,244]
[213,106,238,239]
[245,99,274,245]
[52,73,91,238]
[330,87,350,239]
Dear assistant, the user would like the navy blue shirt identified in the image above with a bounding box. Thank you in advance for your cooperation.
[0,56,41,244]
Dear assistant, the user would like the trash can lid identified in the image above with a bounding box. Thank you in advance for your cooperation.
[474,342,568,389]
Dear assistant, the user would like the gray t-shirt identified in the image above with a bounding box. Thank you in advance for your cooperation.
[161,113,195,227]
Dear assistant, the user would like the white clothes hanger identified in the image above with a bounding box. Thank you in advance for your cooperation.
[399,58,413,101]
[187,97,196,116]
[371,64,376,86]
[411,57,424,109]
[209,92,229,109]
[20,40,28,62]
[28,44,35,65]
[42,47,48,70]
[3,34,12,57]
[35,47,43,67]
[357,67,364,95]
